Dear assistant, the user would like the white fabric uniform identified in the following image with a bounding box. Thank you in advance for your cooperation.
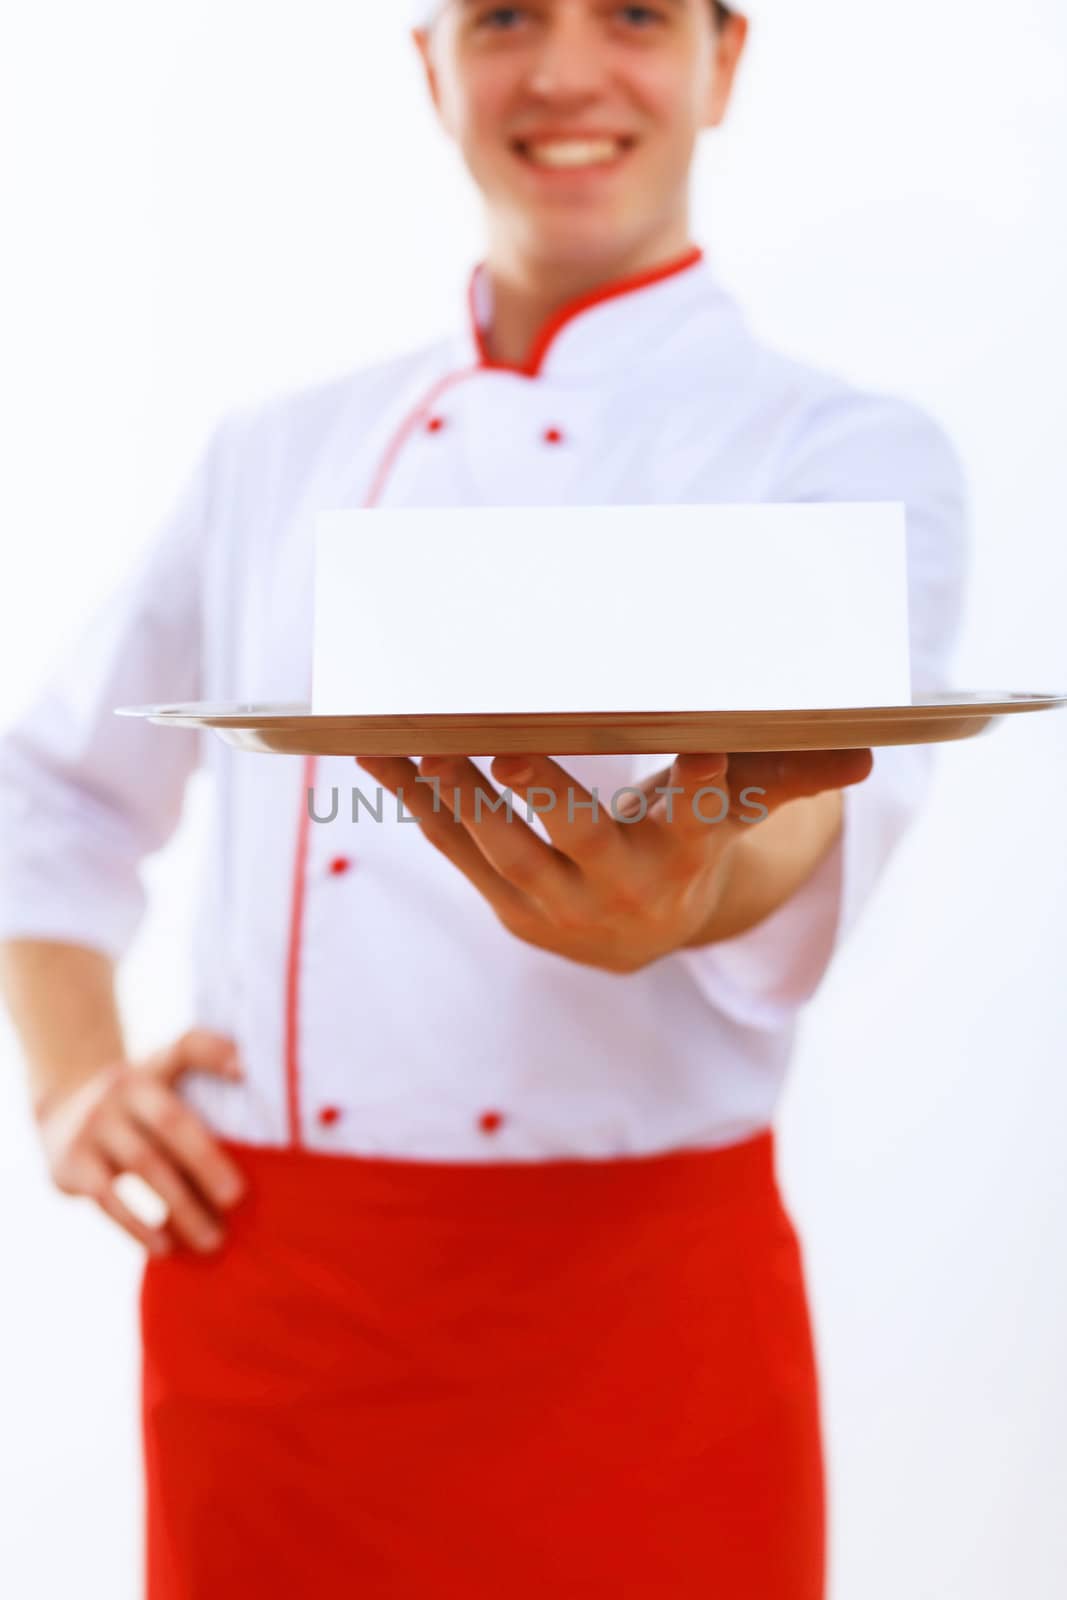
[0,251,968,1161]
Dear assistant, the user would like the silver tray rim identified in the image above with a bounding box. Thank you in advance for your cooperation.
[115,691,1067,727]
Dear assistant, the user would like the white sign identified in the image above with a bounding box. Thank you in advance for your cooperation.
[312,503,911,715]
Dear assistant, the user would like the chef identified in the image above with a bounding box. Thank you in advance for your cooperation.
[0,2,968,1597]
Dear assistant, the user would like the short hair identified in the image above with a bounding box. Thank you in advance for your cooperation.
[712,1,733,25]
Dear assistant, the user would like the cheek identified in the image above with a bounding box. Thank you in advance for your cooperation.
[628,59,713,147]
[448,68,519,170]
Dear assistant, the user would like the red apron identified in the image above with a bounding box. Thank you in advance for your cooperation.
[140,1131,825,1598]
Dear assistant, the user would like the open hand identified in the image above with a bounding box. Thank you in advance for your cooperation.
[354,748,873,975]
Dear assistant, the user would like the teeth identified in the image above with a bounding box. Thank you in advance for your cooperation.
[523,139,624,169]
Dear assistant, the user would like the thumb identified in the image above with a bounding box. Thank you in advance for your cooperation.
[144,1028,244,1085]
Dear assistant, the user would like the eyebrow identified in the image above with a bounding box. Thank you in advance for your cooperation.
[459,0,687,8]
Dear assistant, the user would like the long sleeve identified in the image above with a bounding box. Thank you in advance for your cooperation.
[674,391,971,1031]
[0,420,234,961]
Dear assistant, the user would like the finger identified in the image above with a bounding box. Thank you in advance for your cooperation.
[705,749,874,817]
[662,749,872,841]
[128,1080,246,1212]
[644,752,739,847]
[418,755,584,901]
[143,1029,244,1087]
[355,755,534,917]
[97,1121,225,1254]
[619,770,668,813]
[594,757,731,834]
[82,1155,172,1256]
[487,754,641,882]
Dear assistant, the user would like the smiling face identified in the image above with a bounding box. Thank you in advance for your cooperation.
[416,1,748,279]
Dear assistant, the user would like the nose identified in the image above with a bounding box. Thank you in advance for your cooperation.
[524,7,610,104]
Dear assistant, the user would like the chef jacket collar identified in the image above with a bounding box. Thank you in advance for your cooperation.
[458,244,738,383]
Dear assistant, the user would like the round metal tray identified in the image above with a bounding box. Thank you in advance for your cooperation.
[115,691,1067,755]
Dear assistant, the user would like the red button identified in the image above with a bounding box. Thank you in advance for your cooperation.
[317,1105,343,1128]
[543,426,565,445]
[426,415,447,433]
[477,1110,505,1135]
[328,855,353,876]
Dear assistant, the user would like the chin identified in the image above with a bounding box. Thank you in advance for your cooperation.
[517,213,649,273]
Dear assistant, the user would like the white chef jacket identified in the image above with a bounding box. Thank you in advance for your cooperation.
[0,250,969,1161]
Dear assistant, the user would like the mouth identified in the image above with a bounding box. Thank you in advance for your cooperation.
[511,135,636,172]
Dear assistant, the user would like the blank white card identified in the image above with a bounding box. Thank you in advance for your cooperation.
[312,503,911,715]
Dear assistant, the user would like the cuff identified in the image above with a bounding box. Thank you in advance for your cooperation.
[673,743,934,1031]
[0,844,146,962]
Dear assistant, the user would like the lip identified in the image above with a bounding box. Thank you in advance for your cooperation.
[510,133,638,174]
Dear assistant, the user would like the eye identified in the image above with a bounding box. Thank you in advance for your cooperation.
[474,5,529,28]
[616,4,668,24]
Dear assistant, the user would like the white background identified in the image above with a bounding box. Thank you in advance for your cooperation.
[2,1,1065,1594]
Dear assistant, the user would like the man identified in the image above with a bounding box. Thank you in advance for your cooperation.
[0,3,968,1596]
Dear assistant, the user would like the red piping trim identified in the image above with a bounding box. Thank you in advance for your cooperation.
[468,243,704,378]
[284,751,314,1147]
[362,366,482,508]
[283,242,704,1146]
[283,369,486,1146]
